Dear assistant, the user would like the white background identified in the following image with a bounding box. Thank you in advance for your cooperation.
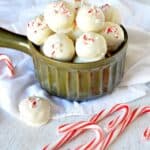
[0,0,150,150]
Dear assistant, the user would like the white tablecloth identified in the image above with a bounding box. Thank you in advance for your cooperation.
[0,0,150,149]
[0,94,150,150]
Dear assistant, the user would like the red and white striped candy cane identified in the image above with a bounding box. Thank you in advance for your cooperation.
[90,104,130,132]
[44,127,86,150]
[119,106,150,134]
[60,104,130,133]
[54,110,106,149]
[74,124,104,150]
[59,122,104,150]
[0,54,15,76]
[105,104,130,132]
[46,124,104,150]
[43,104,130,150]
[88,105,130,150]
[75,138,96,150]
[100,106,150,150]
[53,104,129,149]
[99,125,123,150]
[58,121,93,133]
[57,110,105,133]
[49,130,77,150]
[143,127,150,140]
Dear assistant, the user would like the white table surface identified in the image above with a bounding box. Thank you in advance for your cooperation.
[0,94,150,150]
[0,0,150,150]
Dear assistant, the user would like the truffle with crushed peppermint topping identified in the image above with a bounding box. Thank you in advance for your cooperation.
[27,15,53,45]
[76,5,105,32]
[42,33,75,61]
[44,1,75,33]
[19,96,51,126]
[101,22,124,51]
[76,32,107,60]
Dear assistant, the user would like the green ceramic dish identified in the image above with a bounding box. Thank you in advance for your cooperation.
[0,26,128,101]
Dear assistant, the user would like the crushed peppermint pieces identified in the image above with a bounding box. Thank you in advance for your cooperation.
[52,1,71,17]
[101,3,110,11]
[106,26,119,38]
[28,97,38,108]
[27,16,48,33]
[87,6,103,19]
[83,34,95,45]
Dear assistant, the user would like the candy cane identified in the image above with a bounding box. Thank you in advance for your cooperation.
[74,124,104,150]
[49,104,129,149]
[103,104,130,132]
[54,110,106,149]
[85,104,130,132]
[43,105,149,150]
[90,108,129,150]
[43,131,77,150]
[75,138,96,150]
[61,123,104,150]
[46,124,104,150]
[89,109,105,123]
[119,106,150,134]
[47,130,77,150]
[100,106,150,150]
[47,127,93,150]
[57,109,105,133]
[143,127,150,140]
[0,54,15,76]
[58,121,93,133]
[60,104,129,132]
[51,122,97,150]
[42,144,49,150]
[89,104,130,132]
[80,106,149,150]
[100,107,146,150]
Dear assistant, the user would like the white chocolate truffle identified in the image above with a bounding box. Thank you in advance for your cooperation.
[101,22,124,51]
[101,4,121,24]
[76,5,105,32]
[19,96,51,126]
[44,1,75,33]
[42,33,75,61]
[74,56,104,63]
[76,32,107,59]
[27,15,53,45]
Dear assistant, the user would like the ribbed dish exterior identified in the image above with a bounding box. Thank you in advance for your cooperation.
[33,48,126,101]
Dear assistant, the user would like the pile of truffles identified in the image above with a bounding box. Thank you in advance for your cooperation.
[27,1,124,63]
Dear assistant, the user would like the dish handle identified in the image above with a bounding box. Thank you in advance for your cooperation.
[0,27,31,55]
